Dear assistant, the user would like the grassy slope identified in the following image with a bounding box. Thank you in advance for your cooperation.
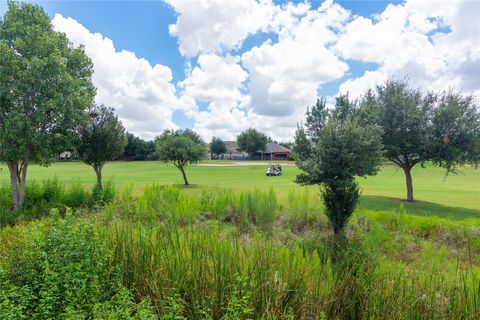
[0,161,478,219]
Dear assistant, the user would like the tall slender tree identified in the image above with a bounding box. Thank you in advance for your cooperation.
[0,1,95,210]
[295,96,384,239]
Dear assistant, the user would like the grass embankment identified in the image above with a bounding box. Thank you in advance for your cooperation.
[0,161,479,219]
[0,185,479,319]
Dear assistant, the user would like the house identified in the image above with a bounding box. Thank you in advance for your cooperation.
[252,142,291,160]
[208,141,291,160]
[59,151,73,160]
[208,141,249,160]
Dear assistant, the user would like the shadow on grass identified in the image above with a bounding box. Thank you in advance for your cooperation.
[358,195,480,220]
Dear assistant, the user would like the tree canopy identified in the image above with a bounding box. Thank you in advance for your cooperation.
[124,133,157,161]
[237,128,268,158]
[210,137,227,159]
[77,104,126,190]
[155,129,206,185]
[0,1,95,209]
[371,79,480,201]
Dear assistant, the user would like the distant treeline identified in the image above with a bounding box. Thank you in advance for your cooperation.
[120,133,158,161]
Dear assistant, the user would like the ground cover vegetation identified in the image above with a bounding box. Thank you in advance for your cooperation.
[0,185,479,319]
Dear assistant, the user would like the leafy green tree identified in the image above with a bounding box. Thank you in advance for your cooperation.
[372,79,479,201]
[295,96,384,238]
[210,137,227,159]
[305,98,328,142]
[155,129,206,185]
[124,133,156,161]
[0,1,95,210]
[292,124,311,162]
[237,128,268,159]
[77,105,126,190]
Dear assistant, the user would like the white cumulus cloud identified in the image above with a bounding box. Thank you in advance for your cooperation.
[52,14,191,140]
[166,0,276,57]
[179,54,248,104]
[336,0,480,98]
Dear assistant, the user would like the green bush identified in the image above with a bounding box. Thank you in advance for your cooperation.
[0,179,117,225]
[92,180,116,205]
[63,182,92,208]
[0,212,156,319]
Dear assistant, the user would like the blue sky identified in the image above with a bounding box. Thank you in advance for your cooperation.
[1,0,477,140]
[10,0,395,88]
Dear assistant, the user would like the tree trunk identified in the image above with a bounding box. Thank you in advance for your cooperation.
[18,161,28,208]
[179,166,189,185]
[94,165,103,190]
[333,226,344,241]
[7,160,28,210]
[403,166,414,202]
[7,162,20,210]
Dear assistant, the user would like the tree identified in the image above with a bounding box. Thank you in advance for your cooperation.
[372,79,480,201]
[292,124,311,162]
[237,128,268,159]
[295,96,384,239]
[210,137,227,159]
[155,129,206,185]
[77,105,126,190]
[305,98,328,142]
[0,1,95,210]
[124,133,156,161]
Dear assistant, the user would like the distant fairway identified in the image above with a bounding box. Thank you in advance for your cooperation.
[0,161,479,219]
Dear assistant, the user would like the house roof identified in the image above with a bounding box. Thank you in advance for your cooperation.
[219,141,291,154]
[224,141,240,153]
[262,142,291,153]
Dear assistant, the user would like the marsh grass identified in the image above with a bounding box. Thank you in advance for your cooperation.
[107,216,480,319]
[1,183,479,319]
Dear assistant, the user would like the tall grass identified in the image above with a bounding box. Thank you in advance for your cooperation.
[109,184,278,231]
[0,178,117,225]
[107,217,480,319]
[1,184,479,319]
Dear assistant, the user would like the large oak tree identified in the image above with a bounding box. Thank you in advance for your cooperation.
[371,79,479,202]
[0,1,95,210]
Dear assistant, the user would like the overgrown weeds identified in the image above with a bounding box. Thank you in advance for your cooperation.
[0,184,479,319]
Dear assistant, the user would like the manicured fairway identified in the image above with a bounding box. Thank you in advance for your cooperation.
[0,161,479,219]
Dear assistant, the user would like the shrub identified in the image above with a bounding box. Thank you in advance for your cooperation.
[63,182,92,208]
[92,180,116,205]
[0,212,155,318]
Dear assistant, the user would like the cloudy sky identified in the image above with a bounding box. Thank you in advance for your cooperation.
[2,0,479,141]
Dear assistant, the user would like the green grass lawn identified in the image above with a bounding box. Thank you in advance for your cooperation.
[1,161,479,219]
